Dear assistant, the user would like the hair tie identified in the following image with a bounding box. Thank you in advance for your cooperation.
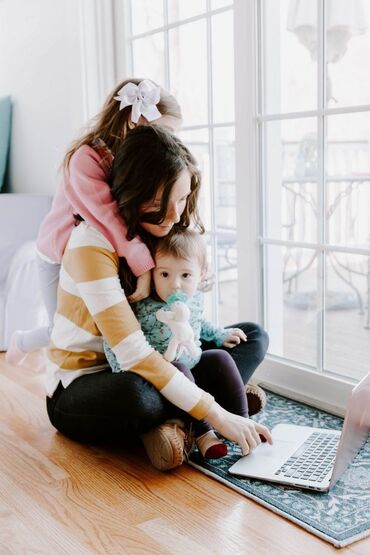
[114,79,162,123]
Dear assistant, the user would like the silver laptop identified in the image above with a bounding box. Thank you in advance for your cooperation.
[229,372,370,492]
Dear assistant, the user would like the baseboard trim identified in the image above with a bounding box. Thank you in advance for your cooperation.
[254,358,356,417]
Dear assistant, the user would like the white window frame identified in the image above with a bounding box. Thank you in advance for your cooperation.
[237,0,370,415]
[90,0,367,415]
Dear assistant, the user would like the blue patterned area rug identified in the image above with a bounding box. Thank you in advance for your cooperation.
[188,391,370,548]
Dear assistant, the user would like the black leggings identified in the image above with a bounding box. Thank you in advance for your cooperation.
[46,322,268,444]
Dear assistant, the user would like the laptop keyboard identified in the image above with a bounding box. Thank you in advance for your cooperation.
[275,431,339,482]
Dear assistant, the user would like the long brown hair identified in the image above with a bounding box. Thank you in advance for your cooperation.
[63,78,181,170]
[109,125,204,244]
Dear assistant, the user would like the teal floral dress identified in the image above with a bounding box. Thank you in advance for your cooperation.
[104,291,230,371]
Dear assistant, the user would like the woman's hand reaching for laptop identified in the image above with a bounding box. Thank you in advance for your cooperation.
[207,403,273,456]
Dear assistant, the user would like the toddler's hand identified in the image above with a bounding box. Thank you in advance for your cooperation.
[128,271,151,303]
[223,328,247,348]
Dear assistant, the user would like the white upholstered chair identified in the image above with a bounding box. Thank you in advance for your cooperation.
[0,194,52,350]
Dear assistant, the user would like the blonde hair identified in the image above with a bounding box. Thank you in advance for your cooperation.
[63,78,181,170]
[155,229,208,272]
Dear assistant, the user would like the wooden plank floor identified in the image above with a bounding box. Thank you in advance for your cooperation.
[1,352,369,554]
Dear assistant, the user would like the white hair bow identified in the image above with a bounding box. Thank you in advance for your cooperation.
[114,79,162,123]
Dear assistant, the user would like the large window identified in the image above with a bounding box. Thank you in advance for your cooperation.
[122,0,236,327]
[116,0,370,407]
[259,0,370,384]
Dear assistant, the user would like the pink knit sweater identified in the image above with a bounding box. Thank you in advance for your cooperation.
[36,144,154,277]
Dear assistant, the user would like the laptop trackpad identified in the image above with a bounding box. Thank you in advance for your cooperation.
[229,424,315,477]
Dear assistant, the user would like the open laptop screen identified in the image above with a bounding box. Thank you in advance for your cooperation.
[330,372,370,488]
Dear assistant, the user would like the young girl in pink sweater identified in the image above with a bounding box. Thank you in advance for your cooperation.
[6,78,182,366]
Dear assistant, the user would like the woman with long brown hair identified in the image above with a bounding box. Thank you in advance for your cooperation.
[45,125,272,471]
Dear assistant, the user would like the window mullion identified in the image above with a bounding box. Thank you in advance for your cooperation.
[126,0,134,75]
[257,0,266,326]
[258,104,370,122]
[260,238,370,257]
[181,121,234,131]
[127,5,233,40]
[316,0,326,373]
[205,0,219,324]
[163,0,170,90]
[233,0,260,323]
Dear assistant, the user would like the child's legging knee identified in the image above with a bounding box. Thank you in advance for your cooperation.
[217,322,269,384]
[191,350,249,417]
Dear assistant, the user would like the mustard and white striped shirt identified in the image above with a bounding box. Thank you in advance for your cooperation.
[46,222,214,420]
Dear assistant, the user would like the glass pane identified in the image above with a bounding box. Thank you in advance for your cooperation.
[326,112,370,249]
[130,0,164,35]
[179,128,211,229]
[214,126,238,327]
[169,20,208,126]
[202,236,215,323]
[326,1,370,107]
[264,118,318,242]
[263,0,317,113]
[217,233,238,327]
[214,126,235,230]
[265,245,318,366]
[132,33,165,85]
[168,0,206,22]
[212,11,235,123]
[325,252,370,380]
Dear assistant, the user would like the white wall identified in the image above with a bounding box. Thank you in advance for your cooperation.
[0,0,85,194]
